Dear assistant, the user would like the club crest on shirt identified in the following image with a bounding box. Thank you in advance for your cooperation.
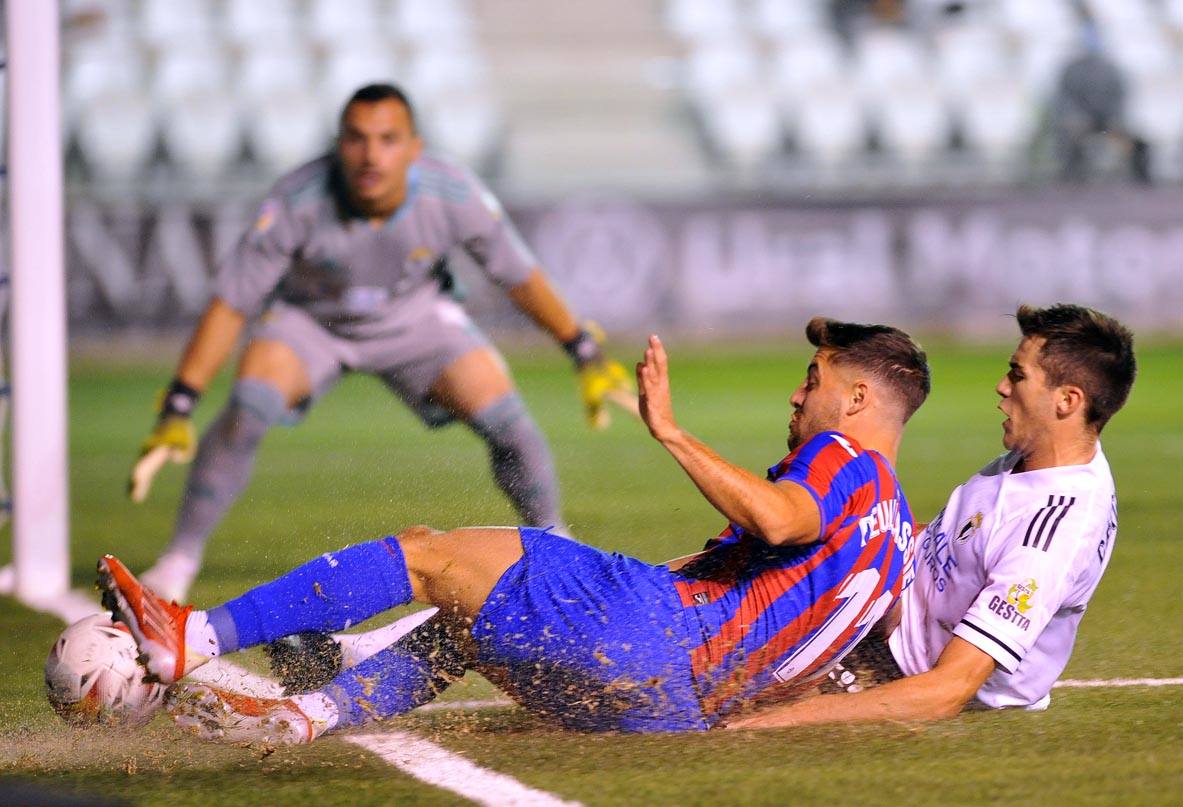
[1006,578,1039,614]
[254,199,279,234]
[955,512,983,543]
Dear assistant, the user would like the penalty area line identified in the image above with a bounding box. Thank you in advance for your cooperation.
[345,731,582,807]
[193,660,575,806]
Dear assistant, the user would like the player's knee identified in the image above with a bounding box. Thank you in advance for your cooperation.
[397,524,442,545]
[221,379,290,446]
[467,392,540,450]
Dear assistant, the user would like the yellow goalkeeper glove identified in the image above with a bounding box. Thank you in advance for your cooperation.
[127,380,200,503]
[564,323,638,430]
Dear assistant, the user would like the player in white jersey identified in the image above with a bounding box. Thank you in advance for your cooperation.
[887,438,1117,710]
[126,84,632,600]
[730,303,1136,726]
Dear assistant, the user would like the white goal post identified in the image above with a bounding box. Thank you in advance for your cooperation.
[0,1,95,623]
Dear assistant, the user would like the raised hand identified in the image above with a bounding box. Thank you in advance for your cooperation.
[636,334,679,443]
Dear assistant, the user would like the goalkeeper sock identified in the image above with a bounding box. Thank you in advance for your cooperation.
[162,379,288,567]
[469,392,562,529]
[213,536,414,652]
[324,617,467,726]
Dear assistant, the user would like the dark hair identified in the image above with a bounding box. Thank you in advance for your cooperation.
[806,317,931,422]
[339,83,417,132]
[1016,303,1135,432]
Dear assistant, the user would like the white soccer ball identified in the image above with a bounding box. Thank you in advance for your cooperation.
[44,613,168,727]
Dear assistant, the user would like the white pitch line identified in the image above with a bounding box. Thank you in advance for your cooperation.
[1054,677,1183,688]
[182,662,570,806]
[416,698,513,712]
[345,731,582,807]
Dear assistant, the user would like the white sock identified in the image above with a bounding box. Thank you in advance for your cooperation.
[335,607,440,668]
[184,610,222,658]
[140,552,200,603]
[291,691,339,738]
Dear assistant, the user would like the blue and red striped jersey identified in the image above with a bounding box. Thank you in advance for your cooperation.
[671,430,915,719]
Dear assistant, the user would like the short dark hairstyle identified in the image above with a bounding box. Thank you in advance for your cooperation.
[806,317,931,422]
[339,83,417,133]
[1016,303,1136,432]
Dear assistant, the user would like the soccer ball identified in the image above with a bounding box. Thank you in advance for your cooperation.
[44,613,168,727]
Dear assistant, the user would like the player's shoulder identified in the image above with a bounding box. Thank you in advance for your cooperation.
[988,458,1113,558]
[414,153,483,203]
[775,431,874,478]
[1002,449,1113,514]
[267,154,335,208]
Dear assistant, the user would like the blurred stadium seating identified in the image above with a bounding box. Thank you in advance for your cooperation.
[57,0,1183,197]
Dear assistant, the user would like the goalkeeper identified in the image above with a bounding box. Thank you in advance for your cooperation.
[130,83,632,601]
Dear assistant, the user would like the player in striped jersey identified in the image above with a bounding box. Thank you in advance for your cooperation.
[98,318,931,744]
[729,304,1136,728]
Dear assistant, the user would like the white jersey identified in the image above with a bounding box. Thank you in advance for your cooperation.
[888,445,1117,709]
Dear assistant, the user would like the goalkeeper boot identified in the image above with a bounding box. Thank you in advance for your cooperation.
[167,683,325,746]
[96,554,210,684]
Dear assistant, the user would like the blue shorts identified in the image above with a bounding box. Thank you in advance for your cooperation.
[471,528,709,732]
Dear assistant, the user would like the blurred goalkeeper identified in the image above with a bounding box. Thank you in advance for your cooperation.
[130,83,632,601]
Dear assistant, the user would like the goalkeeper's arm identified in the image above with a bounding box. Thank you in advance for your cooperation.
[128,298,246,501]
[173,297,247,393]
[506,269,634,428]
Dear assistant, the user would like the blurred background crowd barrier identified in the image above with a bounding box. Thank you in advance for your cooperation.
[68,188,1183,335]
[41,0,1183,336]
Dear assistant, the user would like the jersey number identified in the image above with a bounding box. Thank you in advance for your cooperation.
[771,568,894,683]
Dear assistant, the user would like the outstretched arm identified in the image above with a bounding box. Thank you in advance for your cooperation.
[506,268,582,344]
[127,297,247,502]
[636,335,820,546]
[175,297,248,391]
[509,269,636,430]
[727,637,997,729]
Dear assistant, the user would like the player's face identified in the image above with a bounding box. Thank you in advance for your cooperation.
[996,336,1057,456]
[787,350,846,450]
[337,98,423,215]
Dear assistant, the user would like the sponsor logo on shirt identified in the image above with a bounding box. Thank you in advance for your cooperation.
[920,517,957,593]
[988,594,1032,630]
[1098,495,1117,563]
[1006,578,1038,614]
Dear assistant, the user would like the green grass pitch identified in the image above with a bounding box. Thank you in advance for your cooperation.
[1,337,1181,805]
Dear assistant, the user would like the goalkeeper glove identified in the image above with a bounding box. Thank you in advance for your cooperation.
[563,324,636,430]
[127,379,200,502]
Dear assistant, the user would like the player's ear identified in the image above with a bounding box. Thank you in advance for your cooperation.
[847,381,870,416]
[1055,384,1086,420]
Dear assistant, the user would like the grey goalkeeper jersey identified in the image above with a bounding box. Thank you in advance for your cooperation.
[214,153,538,339]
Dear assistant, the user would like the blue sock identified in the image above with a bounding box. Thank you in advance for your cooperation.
[324,644,447,726]
[213,536,413,652]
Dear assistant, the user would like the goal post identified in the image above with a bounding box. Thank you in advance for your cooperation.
[2,0,73,612]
